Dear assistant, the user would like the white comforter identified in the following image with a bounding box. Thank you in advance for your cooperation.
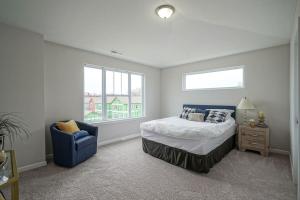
[140,116,235,140]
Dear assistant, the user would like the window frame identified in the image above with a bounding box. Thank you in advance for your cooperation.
[182,66,245,91]
[83,64,145,124]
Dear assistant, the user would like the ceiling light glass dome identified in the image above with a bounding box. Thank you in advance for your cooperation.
[156,5,175,19]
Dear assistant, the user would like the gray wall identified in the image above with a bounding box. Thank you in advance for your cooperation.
[161,45,290,151]
[44,42,161,155]
[290,0,300,188]
[0,23,46,167]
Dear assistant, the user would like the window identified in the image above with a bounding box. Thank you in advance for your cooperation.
[131,74,143,118]
[106,70,129,120]
[84,67,102,122]
[84,65,144,123]
[183,66,244,90]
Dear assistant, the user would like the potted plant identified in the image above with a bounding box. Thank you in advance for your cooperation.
[0,113,30,151]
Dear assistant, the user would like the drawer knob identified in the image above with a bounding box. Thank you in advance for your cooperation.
[251,142,257,145]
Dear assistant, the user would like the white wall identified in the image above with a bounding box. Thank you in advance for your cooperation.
[290,19,299,186]
[44,42,160,155]
[290,0,300,190]
[0,23,46,168]
[161,45,290,151]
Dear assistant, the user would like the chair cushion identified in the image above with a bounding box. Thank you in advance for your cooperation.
[75,135,97,150]
[73,130,89,140]
[56,120,80,134]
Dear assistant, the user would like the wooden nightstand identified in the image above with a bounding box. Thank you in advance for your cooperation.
[238,125,269,156]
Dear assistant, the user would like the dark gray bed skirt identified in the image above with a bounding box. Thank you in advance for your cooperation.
[142,135,236,173]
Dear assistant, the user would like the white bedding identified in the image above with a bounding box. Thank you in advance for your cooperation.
[141,129,235,155]
[140,116,236,155]
[140,116,235,140]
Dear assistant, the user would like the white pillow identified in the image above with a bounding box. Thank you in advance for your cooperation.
[188,113,205,122]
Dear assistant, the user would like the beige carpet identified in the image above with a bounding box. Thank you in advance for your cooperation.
[12,138,296,200]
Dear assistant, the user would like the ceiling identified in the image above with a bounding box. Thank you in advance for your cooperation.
[0,0,296,68]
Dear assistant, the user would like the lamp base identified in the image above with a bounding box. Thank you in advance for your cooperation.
[242,110,248,125]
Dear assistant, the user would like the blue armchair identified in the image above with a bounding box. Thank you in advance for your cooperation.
[50,121,98,167]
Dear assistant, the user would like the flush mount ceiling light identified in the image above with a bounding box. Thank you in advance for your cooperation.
[156,5,175,19]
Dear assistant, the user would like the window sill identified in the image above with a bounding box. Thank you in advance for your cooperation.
[86,116,146,126]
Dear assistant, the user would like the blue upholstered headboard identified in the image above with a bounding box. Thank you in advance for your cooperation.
[183,104,236,119]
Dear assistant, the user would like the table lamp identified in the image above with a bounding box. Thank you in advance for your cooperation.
[237,97,256,125]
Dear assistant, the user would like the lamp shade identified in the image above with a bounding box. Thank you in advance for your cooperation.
[237,97,256,110]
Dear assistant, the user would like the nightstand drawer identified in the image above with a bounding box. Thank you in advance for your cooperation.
[242,132,265,142]
[242,129,265,137]
[242,138,265,149]
[242,135,265,143]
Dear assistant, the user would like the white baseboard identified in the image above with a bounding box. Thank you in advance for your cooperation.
[18,161,47,173]
[98,133,140,147]
[269,148,290,155]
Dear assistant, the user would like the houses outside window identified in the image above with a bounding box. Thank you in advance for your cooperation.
[84,65,144,123]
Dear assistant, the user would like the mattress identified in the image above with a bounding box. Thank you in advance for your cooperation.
[141,119,236,155]
[140,116,235,139]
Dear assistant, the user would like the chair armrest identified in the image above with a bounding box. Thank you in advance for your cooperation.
[76,121,98,138]
[50,125,76,158]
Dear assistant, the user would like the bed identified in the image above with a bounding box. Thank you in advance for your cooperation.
[140,104,236,173]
